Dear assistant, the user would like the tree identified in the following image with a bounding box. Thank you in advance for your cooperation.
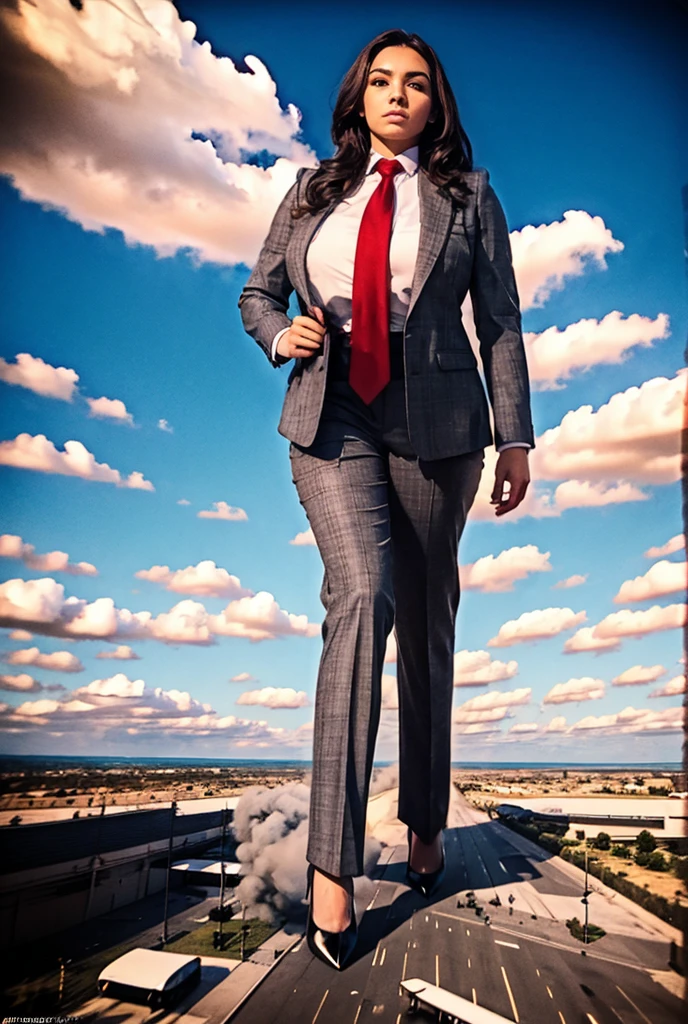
[611,844,628,858]
[634,777,645,787]
[594,832,611,851]
[636,830,656,853]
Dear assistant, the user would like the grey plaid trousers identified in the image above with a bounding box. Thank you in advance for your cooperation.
[290,372,484,877]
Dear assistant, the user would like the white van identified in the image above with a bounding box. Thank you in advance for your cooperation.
[97,948,201,1009]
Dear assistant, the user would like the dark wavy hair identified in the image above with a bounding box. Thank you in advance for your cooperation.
[293,28,474,218]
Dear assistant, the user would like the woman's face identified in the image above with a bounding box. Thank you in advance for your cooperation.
[359,45,434,157]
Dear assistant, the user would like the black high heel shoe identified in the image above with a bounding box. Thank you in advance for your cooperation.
[405,826,446,898]
[305,862,358,970]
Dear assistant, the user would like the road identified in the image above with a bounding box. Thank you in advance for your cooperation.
[228,794,684,1024]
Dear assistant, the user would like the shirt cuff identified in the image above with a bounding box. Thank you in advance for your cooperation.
[497,442,532,453]
[271,327,291,364]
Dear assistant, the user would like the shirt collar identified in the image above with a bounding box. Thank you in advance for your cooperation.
[367,144,419,176]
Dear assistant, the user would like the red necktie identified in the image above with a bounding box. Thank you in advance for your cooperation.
[349,158,404,404]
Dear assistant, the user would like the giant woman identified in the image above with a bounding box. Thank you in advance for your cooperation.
[238,27,535,970]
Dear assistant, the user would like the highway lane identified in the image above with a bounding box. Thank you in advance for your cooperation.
[227,794,684,1023]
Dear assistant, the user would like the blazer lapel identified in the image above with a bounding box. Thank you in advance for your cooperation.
[405,167,455,322]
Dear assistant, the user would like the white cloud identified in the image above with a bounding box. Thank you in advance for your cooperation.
[77,673,146,698]
[0,352,79,400]
[0,674,315,749]
[96,645,140,661]
[230,672,254,683]
[0,673,41,692]
[532,372,684,486]
[509,209,624,310]
[614,560,686,603]
[454,687,531,724]
[86,395,135,425]
[612,664,665,687]
[553,574,588,589]
[508,722,539,734]
[0,534,97,576]
[290,527,316,546]
[488,607,586,647]
[570,705,681,735]
[460,545,552,592]
[0,0,316,266]
[0,434,154,490]
[645,534,684,559]
[0,577,319,645]
[177,498,191,506]
[565,603,687,653]
[209,592,320,642]
[235,687,310,709]
[3,647,84,673]
[562,627,620,654]
[525,311,669,390]
[553,480,649,510]
[544,716,567,733]
[543,677,605,704]
[198,502,248,521]
[135,560,251,599]
[158,419,173,433]
[8,629,32,641]
[648,675,686,698]
[453,650,519,687]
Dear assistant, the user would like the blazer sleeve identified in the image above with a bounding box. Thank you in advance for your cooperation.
[237,168,308,368]
[469,169,536,450]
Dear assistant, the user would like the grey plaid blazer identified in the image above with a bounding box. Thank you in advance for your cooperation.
[237,165,535,460]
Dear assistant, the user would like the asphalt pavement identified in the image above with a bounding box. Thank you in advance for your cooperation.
[227,795,684,1023]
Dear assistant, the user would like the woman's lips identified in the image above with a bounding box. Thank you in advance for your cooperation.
[384,112,407,122]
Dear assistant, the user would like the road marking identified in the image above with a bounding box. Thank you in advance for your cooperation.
[312,988,329,1023]
[472,988,477,1004]
[436,919,439,929]
[495,940,520,949]
[401,951,408,981]
[558,1013,566,1024]
[380,947,387,966]
[536,969,540,977]
[501,965,520,1022]
[586,1016,600,1024]
[466,928,471,936]
[436,953,440,987]
[546,986,553,999]
[431,911,655,976]
[499,860,508,873]
[372,940,381,967]
[352,1003,362,1024]
[468,957,471,969]
[616,986,653,1024]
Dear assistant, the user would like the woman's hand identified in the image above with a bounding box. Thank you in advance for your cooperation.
[276,305,326,360]
[490,447,530,517]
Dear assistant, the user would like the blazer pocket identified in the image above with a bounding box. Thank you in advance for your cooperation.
[436,350,478,371]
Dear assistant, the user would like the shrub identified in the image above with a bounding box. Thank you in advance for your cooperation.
[635,851,651,867]
[636,830,656,854]
[647,851,668,872]
[674,858,688,883]
[611,845,628,858]
[594,832,611,851]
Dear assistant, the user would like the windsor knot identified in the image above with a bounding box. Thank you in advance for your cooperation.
[375,157,403,179]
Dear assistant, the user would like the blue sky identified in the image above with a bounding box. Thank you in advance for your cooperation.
[0,0,685,762]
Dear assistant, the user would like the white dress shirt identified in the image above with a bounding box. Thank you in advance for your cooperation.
[270,144,529,452]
